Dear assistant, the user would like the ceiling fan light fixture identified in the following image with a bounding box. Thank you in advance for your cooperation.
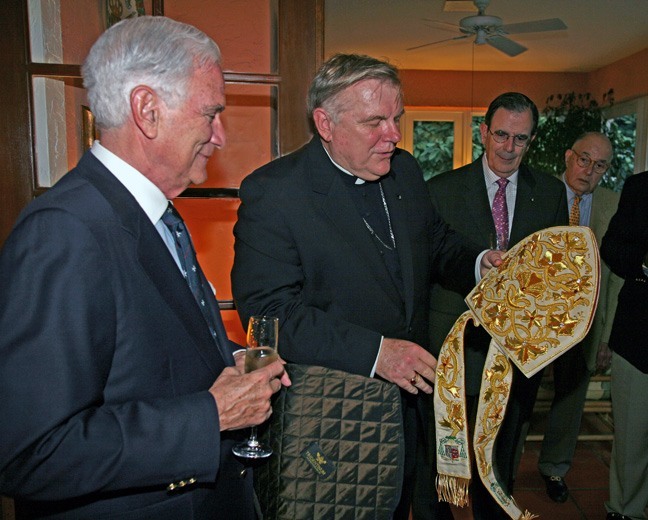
[460,14,503,33]
[475,28,487,45]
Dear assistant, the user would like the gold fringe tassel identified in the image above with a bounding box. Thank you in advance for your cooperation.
[435,474,470,507]
[518,510,539,520]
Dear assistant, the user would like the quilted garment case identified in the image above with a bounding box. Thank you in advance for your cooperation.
[254,363,404,519]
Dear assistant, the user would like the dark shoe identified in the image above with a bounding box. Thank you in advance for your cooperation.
[606,513,632,520]
[541,474,569,503]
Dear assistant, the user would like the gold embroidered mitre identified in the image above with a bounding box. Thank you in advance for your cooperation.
[466,226,600,377]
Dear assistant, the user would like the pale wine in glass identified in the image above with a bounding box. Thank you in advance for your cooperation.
[231,315,279,459]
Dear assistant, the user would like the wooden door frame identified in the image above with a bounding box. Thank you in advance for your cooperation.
[0,2,32,245]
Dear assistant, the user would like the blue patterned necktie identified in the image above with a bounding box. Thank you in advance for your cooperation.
[492,178,510,250]
[161,203,219,341]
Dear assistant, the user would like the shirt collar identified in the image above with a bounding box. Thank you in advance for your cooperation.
[90,141,169,224]
[482,154,519,186]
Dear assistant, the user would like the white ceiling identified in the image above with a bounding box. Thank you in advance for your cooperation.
[324,0,648,72]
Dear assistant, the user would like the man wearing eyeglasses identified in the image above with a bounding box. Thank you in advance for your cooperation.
[418,92,568,519]
[538,132,623,503]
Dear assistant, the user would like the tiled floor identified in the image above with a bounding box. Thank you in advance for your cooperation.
[403,405,615,520]
[513,409,614,520]
[514,441,612,519]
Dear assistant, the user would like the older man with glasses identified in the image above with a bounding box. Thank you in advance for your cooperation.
[537,132,623,503]
[421,92,568,519]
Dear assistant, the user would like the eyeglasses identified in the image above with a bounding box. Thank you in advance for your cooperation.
[570,149,610,174]
[488,129,530,147]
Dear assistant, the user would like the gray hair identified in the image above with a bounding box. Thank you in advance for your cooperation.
[82,16,221,129]
[307,53,402,123]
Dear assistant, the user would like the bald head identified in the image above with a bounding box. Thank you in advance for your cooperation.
[564,132,613,196]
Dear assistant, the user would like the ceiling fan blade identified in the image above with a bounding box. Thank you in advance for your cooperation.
[421,18,463,33]
[486,35,527,57]
[500,18,567,34]
[406,34,470,51]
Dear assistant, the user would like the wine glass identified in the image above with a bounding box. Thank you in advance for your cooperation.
[490,232,508,251]
[231,315,279,459]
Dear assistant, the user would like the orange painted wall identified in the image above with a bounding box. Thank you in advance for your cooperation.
[399,47,648,110]
[163,0,273,74]
[587,47,648,104]
[400,69,588,111]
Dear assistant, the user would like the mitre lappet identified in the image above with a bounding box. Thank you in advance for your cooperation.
[434,226,601,520]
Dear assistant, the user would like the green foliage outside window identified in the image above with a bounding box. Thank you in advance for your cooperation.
[602,114,636,192]
[472,115,484,160]
[412,121,454,181]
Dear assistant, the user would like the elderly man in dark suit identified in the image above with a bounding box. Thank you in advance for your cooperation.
[0,17,288,519]
[232,53,501,519]
[601,171,648,520]
[424,92,568,519]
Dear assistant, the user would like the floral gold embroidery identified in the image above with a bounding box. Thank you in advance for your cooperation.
[467,228,599,375]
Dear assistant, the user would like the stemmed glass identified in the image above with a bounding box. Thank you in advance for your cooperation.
[490,232,508,251]
[231,315,279,459]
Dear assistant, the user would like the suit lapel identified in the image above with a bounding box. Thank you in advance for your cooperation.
[462,162,496,247]
[509,165,538,246]
[138,227,233,370]
[78,153,228,375]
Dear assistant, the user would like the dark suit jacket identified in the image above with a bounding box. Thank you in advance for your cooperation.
[427,157,569,394]
[0,152,254,519]
[601,171,648,373]
[232,137,480,377]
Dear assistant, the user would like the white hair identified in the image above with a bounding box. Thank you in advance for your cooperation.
[82,16,221,129]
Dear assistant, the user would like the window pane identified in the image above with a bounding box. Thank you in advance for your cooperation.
[603,114,636,192]
[164,0,275,74]
[32,76,89,187]
[412,121,454,181]
[472,115,485,161]
[28,0,153,64]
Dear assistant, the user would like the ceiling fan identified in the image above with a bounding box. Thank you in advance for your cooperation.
[407,0,567,57]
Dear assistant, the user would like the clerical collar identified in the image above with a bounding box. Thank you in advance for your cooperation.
[322,143,365,185]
